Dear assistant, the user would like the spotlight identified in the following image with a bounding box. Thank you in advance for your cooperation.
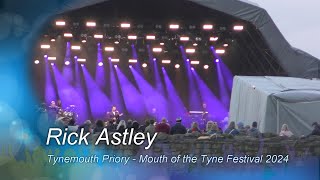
[216,49,225,54]
[209,37,218,41]
[40,44,50,49]
[180,36,189,41]
[191,67,194,71]
[129,65,133,68]
[190,61,200,65]
[128,35,137,40]
[44,55,48,58]
[162,60,171,64]
[186,48,195,53]
[160,42,164,46]
[215,59,220,63]
[51,39,55,42]
[64,33,73,37]
[175,64,180,69]
[34,60,40,64]
[86,21,96,27]
[120,23,130,28]
[186,58,190,62]
[82,40,86,43]
[51,63,54,66]
[111,58,120,62]
[114,41,119,44]
[142,63,147,68]
[74,56,78,59]
[129,59,137,63]
[55,21,66,26]
[105,47,115,51]
[203,24,213,30]
[98,62,103,66]
[94,34,103,39]
[204,65,209,69]
[48,57,56,60]
[169,24,179,29]
[193,43,198,46]
[223,44,229,47]
[71,45,81,50]
[233,25,244,31]
[153,58,156,61]
[146,35,156,40]
[77,58,86,62]
[65,61,70,65]
[81,64,84,67]
[152,47,162,52]
[114,65,118,68]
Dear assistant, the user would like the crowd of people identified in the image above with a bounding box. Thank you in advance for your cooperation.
[54,115,320,138]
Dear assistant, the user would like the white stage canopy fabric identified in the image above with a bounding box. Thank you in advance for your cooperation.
[230,76,320,136]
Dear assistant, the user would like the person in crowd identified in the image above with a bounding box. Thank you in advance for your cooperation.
[117,120,126,133]
[187,122,201,134]
[145,119,156,135]
[170,118,187,135]
[155,118,171,134]
[131,121,140,132]
[139,119,150,132]
[248,121,261,138]
[78,120,92,133]
[307,122,320,137]
[67,118,78,132]
[244,125,251,133]
[224,121,239,136]
[206,121,221,135]
[127,119,133,129]
[94,120,105,134]
[237,122,247,135]
[279,124,294,137]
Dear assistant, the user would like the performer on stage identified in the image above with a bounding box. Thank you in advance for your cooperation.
[107,105,122,124]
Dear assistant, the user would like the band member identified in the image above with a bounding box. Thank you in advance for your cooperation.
[107,105,122,124]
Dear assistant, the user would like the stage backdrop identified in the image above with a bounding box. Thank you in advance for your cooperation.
[229,76,320,136]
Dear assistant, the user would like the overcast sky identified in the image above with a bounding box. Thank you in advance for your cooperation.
[245,0,320,59]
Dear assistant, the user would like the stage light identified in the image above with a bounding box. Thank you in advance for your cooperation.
[51,63,54,66]
[234,25,244,31]
[162,60,171,64]
[186,48,195,53]
[111,58,120,62]
[209,37,218,41]
[71,45,81,50]
[129,65,133,68]
[86,21,96,27]
[65,61,70,66]
[128,35,137,40]
[175,64,180,69]
[82,40,86,43]
[153,47,162,52]
[105,47,114,51]
[48,57,56,60]
[64,33,73,37]
[223,44,229,47]
[98,62,103,66]
[51,39,55,42]
[129,59,137,63]
[40,44,50,49]
[146,35,156,40]
[169,24,179,29]
[216,49,225,54]
[215,59,220,63]
[203,24,213,30]
[193,43,198,46]
[191,67,194,71]
[74,56,78,59]
[160,42,164,46]
[114,41,119,44]
[180,36,189,41]
[114,65,118,68]
[56,21,65,26]
[34,60,40,64]
[94,34,103,39]
[142,63,147,68]
[77,58,86,62]
[186,58,190,62]
[81,64,84,67]
[190,61,200,65]
[120,23,130,28]
[204,65,209,69]
[153,58,157,61]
